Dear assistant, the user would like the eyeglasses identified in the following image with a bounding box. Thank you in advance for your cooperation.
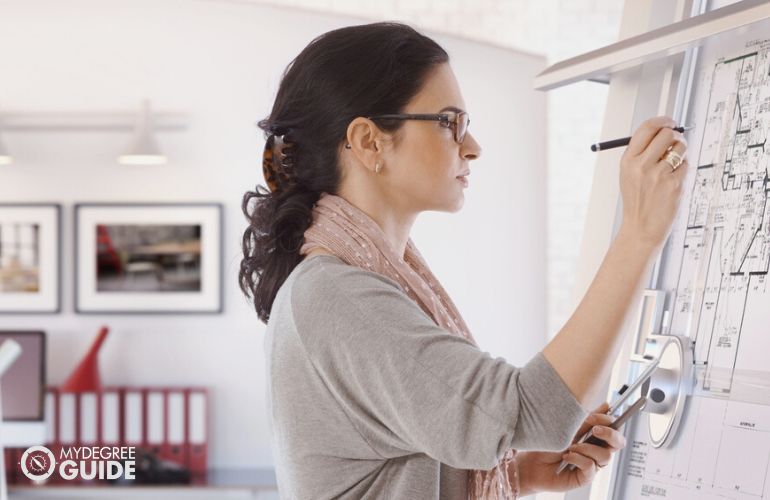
[365,111,470,144]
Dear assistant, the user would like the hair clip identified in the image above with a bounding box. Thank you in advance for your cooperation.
[262,133,296,193]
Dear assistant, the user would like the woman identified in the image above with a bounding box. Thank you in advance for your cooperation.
[240,22,688,499]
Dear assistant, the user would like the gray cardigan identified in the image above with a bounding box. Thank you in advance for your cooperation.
[264,254,588,499]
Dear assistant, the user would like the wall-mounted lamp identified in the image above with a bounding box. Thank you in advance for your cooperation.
[0,99,187,166]
[0,110,11,165]
[0,135,12,166]
[118,99,167,166]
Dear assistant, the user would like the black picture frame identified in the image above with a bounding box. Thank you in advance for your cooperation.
[0,204,62,314]
[74,202,223,314]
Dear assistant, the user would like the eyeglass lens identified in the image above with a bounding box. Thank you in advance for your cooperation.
[455,113,469,143]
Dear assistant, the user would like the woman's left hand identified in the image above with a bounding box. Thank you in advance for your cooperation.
[516,402,627,494]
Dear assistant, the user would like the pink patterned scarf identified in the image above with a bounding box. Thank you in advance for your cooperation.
[299,191,520,499]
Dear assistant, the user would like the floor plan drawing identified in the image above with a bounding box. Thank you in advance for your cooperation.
[670,41,770,394]
[616,34,770,500]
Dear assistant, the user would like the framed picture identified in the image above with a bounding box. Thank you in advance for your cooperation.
[75,203,223,314]
[0,204,61,314]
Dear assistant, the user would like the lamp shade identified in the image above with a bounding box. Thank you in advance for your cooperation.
[0,134,11,165]
[60,326,110,393]
[118,99,167,165]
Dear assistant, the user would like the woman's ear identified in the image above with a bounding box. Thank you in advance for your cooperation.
[345,118,386,172]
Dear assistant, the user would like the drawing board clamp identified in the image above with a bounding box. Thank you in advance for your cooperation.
[640,334,695,448]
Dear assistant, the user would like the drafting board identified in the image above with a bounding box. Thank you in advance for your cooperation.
[534,1,770,499]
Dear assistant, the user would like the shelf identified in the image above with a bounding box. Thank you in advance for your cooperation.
[9,467,277,499]
[533,0,770,90]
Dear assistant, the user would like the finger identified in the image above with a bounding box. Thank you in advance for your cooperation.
[570,443,612,467]
[659,154,690,180]
[667,159,690,197]
[562,451,598,479]
[626,116,677,157]
[658,139,688,166]
[664,139,688,159]
[591,413,614,427]
[643,127,685,166]
[671,158,690,180]
[656,141,688,175]
[573,406,613,441]
[574,415,606,442]
[573,415,600,440]
[591,425,627,450]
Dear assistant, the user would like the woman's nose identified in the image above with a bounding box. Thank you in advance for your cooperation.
[461,133,482,160]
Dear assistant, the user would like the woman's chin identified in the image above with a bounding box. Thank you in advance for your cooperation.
[448,192,465,213]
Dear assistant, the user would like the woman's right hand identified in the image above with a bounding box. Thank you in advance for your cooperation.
[617,116,689,249]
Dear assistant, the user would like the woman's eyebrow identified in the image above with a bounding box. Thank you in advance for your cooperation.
[439,105,464,113]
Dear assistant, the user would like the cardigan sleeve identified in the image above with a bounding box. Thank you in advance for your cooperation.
[290,259,589,471]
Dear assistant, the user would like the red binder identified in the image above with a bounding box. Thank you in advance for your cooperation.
[6,384,209,484]
[4,448,19,483]
[185,387,208,474]
[142,388,162,458]
[159,388,187,466]
[45,386,65,482]
[98,387,121,447]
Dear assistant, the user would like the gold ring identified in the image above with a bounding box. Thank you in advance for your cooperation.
[662,149,683,171]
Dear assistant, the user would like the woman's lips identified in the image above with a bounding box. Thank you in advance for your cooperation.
[456,175,468,188]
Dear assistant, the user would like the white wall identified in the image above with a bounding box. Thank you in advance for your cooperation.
[0,0,547,469]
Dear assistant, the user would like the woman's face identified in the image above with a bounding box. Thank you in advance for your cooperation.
[364,62,483,214]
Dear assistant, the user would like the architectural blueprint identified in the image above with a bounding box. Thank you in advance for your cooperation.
[615,33,770,499]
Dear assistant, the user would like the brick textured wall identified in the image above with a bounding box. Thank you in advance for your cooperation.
[250,0,623,335]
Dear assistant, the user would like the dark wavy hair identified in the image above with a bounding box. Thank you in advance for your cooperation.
[239,21,449,323]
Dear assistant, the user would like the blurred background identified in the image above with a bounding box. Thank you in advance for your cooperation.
[0,0,623,498]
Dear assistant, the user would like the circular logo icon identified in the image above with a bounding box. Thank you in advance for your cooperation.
[20,446,56,481]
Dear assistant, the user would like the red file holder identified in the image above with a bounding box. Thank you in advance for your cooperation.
[5,385,209,483]
[185,388,208,473]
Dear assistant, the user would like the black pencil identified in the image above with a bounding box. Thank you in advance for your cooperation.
[590,125,694,152]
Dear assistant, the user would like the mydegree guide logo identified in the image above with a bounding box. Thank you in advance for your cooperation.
[20,445,136,481]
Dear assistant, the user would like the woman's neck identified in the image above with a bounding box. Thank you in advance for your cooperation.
[336,189,416,259]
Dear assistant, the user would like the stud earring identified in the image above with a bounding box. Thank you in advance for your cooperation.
[375,162,382,174]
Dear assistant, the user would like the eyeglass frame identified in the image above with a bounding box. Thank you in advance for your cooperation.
[364,111,470,144]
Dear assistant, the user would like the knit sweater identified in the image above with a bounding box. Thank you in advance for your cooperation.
[263,254,588,499]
